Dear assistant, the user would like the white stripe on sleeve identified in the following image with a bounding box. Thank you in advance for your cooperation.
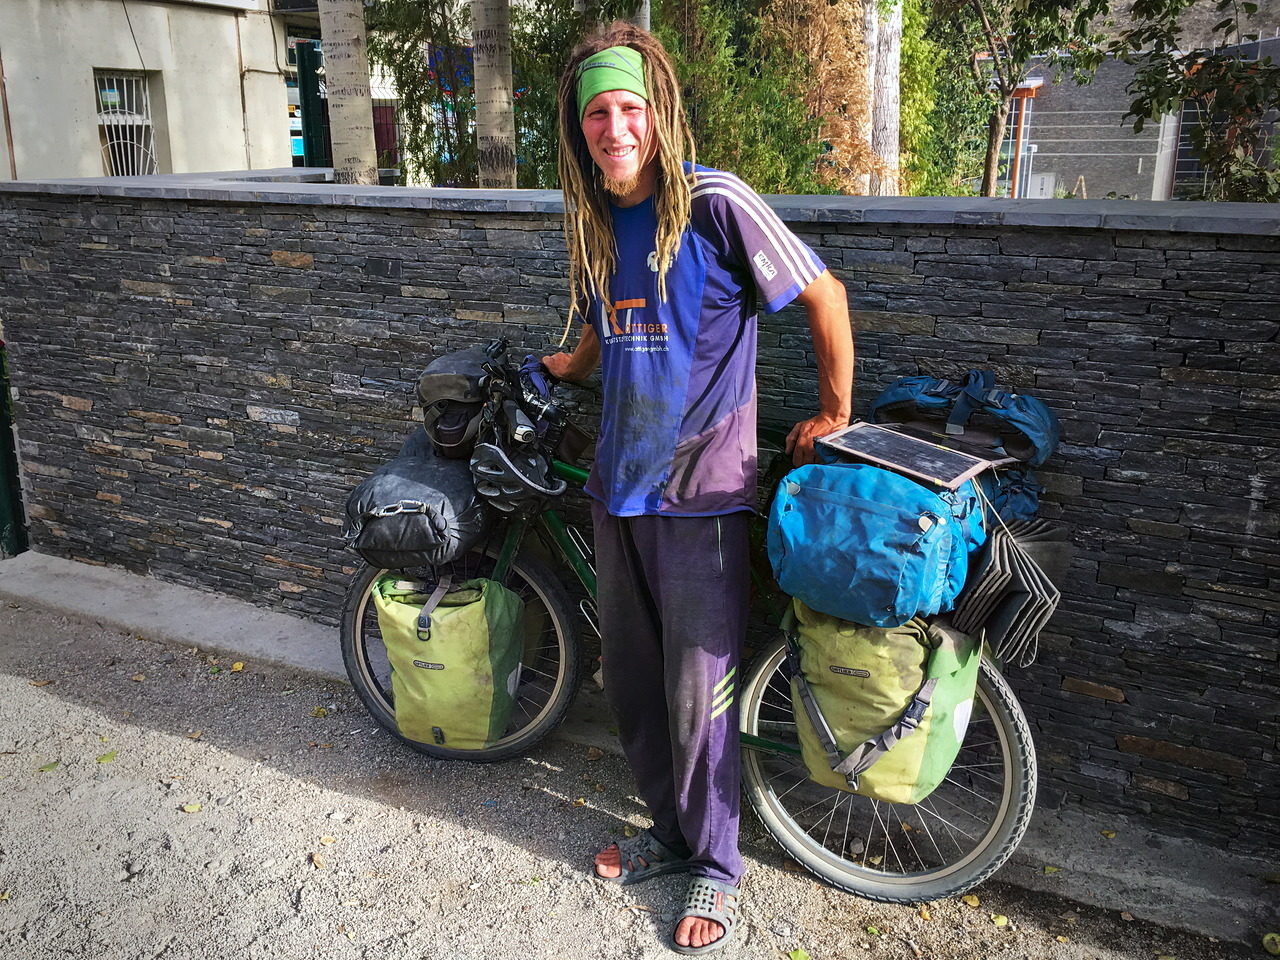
[692,174,822,288]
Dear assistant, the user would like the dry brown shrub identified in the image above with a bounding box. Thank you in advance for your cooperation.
[764,0,886,194]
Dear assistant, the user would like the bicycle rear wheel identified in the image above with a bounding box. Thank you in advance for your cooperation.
[340,548,582,762]
[740,637,1035,902]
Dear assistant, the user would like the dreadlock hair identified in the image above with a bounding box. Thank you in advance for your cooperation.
[556,22,696,344]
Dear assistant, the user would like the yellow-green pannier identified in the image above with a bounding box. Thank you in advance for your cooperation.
[788,598,981,805]
[372,575,524,750]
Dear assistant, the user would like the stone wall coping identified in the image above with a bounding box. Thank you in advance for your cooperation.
[3,167,1280,236]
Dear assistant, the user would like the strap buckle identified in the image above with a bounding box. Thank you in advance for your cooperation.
[373,499,427,518]
[901,695,930,730]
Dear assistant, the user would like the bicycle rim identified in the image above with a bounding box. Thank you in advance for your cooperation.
[741,639,1036,902]
[342,549,580,760]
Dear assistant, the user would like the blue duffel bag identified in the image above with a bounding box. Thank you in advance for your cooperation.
[868,369,1061,467]
[767,462,985,628]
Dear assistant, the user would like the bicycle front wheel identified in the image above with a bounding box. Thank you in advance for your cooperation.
[340,548,582,762]
[740,637,1036,902]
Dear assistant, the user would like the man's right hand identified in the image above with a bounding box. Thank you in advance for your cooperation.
[541,351,582,383]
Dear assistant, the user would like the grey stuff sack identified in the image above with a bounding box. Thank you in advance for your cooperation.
[343,429,491,569]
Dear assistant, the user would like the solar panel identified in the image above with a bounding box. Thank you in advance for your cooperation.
[816,421,999,489]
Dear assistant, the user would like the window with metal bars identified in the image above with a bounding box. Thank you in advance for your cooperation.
[94,71,158,177]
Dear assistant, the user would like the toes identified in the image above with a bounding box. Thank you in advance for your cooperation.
[594,843,623,879]
[675,917,723,948]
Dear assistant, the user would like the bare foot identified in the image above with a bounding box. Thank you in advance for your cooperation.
[674,915,725,949]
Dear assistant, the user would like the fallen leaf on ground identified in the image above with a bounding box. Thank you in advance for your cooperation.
[29,680,53,687]
[38,761,59,772]
[787,950,811,960]
[900,822,914,831]
[586,746,604,761]
[623,825,637,838]
[181,803,202,813]
[1120,911,1135,922]
[571,797,587,807]
[186,730,203,740]
[231,662,244,673]
[622,905,653,913]
[209,667,222,674]
[1056,935,1070,943]
[0,890,10,901]
[1043,865,1061,874]
[311,707,329,718]
[96,750,118,764]
[991,915,1009,927]
[320,836,336,846]
[961,894,981,908]
[866,925,881,936]
[917,905,932,921]
[1263,932,1280,956]
[867,855,883,866]
[1101,829,1117,839]
[131,673,146,682]
[310,853,326,869]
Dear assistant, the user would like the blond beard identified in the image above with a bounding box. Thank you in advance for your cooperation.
[603,172,641,198]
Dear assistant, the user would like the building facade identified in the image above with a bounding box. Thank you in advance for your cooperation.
[0,0,333,180]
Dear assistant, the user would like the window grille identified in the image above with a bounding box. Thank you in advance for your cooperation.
[94,71,158,177]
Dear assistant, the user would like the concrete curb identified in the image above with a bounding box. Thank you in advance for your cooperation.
[0,550,1272,944]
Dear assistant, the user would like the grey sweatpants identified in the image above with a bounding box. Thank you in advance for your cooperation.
[591,501,750,885]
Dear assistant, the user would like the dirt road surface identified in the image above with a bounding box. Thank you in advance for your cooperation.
[0,601,1258,960]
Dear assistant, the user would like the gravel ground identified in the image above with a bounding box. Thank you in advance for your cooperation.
[0,600,1258,960]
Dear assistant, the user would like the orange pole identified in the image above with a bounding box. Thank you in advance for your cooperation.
[1010,94,1026,199]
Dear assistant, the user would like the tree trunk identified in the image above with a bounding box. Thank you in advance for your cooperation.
[855,0,878,194]
[868,0,902,196]
[316,0,379,185]
[981,95,1011,197]
[472,0,516,189]
[627,0,651,30]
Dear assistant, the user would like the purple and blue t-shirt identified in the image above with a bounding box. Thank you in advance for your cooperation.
[584,164,826,517]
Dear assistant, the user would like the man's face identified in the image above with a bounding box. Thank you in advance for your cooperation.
[580,89,657,206]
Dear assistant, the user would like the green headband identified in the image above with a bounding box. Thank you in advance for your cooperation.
[576,46,647,121]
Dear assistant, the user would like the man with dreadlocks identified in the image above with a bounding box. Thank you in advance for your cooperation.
[543,21,854,955]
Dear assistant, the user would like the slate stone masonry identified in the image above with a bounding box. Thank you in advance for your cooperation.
[0,173,1276,849]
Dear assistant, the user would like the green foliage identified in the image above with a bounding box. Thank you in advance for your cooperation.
[654,0,831,193]
[900,0,988,194]
[1110,0,1280,202]
[368,0,591,188]
[367,0,476,186]
[511,0,583,188]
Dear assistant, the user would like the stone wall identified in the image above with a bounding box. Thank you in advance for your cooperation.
[0,173,1276,848]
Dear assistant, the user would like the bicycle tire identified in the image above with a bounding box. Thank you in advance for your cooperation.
[740,637,1036,902]
[340,548,582,762]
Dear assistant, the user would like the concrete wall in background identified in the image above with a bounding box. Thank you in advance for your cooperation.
[0,174,1276,851]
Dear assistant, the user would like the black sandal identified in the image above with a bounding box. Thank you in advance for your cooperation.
[670,876,739,955]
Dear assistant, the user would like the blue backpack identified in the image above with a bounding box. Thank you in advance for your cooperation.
[767,462,985,628]
[868,370,1061,467]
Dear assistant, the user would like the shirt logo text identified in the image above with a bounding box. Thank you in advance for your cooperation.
[753,250,777,281]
